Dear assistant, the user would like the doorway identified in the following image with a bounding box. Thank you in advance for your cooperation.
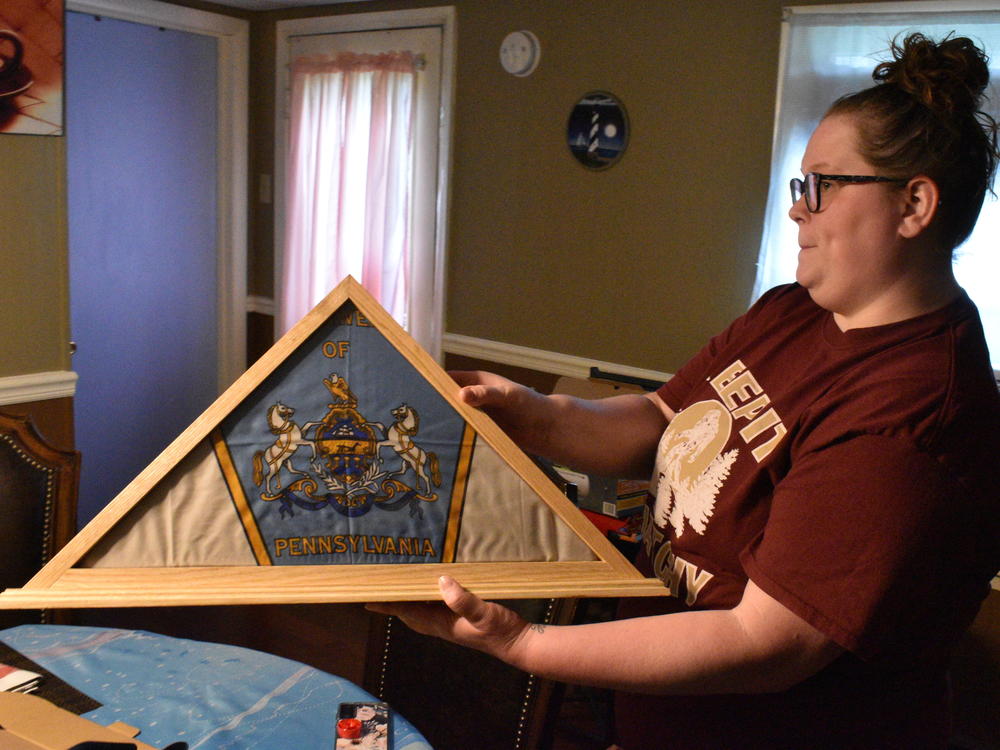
[65,1,247,525]
[275,7,455,360]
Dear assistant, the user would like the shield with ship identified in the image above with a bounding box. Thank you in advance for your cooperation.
[313,404,380,486]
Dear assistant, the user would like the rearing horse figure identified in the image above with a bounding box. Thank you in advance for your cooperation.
[377,404,441,495]
[252,403,317,494]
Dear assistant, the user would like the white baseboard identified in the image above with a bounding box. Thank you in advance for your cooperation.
[247,295,276,316]
[0,371,78,406]
[442,332,671,385]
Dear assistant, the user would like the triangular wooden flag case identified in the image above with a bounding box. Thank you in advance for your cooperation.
[0,277,664,609]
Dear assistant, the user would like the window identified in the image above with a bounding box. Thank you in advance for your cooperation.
[282,51,417,335]
[754,4,1000,368]
[275,10,455,360]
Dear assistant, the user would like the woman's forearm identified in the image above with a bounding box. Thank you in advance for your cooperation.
[505,582,842,695]
[371,578,842,697]
[450,371,670,479]
[536,391,671,478]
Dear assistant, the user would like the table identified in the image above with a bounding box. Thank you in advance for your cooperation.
[0,624,433,750]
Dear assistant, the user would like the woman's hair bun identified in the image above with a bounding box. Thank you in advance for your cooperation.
[829,31,999,251]
[872,32,990,117]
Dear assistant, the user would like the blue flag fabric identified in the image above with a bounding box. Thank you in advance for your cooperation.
[216,302,472,565]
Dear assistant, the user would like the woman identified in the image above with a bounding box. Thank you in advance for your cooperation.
[370,34,1000,748]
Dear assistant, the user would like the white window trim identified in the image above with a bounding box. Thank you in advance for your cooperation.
[787,0,1000,13]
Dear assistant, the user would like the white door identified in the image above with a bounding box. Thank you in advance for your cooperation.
[276,9,454,360]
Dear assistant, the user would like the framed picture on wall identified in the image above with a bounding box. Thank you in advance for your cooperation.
[566,91,628,170]
[0,1,64,136]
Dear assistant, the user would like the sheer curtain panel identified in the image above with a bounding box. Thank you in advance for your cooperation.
[282,52,417,338]
[754,7,1000,368]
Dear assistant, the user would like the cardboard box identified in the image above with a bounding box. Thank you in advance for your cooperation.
[0,691,166,749]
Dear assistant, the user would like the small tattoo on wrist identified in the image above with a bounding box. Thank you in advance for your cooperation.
[529,623,547,634]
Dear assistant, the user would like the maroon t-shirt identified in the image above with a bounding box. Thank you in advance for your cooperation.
[615,284,1000,749]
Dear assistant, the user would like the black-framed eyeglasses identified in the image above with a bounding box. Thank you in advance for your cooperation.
[789,172,910,213]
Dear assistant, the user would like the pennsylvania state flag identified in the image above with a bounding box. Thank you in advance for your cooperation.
[215,300,473,565]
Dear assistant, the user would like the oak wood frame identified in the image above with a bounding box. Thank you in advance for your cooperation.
[0,277,665,609]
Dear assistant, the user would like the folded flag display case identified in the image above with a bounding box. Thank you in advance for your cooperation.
[0,277,665,608]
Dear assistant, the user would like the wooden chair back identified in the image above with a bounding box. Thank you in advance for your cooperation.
[0,411,79,627]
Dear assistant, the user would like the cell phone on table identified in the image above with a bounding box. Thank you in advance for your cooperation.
[336,701,391,749]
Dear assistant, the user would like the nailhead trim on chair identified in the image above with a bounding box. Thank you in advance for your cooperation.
[1,432,57,623]
[375,614,394,699]
[515,672,537,749]
[515,597,557,750]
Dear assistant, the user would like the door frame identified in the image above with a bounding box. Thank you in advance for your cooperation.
[67,0,249,390]
[274,6,457,361]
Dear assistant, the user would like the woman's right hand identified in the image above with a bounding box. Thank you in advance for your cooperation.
[448,370,553,455]
[450,369,669,477]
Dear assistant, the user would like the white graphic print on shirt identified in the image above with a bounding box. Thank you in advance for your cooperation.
[644,360,789,605]
[652,400,739,537]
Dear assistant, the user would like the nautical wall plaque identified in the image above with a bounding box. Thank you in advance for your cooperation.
[566,91,629,170]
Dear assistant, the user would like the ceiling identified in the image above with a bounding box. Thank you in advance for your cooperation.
[208,0,365,9]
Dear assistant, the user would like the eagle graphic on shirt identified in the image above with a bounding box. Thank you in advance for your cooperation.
[652,400,738,537]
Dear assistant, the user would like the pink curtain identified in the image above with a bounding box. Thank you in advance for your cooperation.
[281,52,417,334]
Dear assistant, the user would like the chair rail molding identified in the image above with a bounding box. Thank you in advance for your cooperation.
[247,295,276,316]
[443,332,672,384]
[240,298,670,385]
[0,371,78,406]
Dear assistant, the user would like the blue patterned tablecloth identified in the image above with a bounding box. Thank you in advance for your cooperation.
[0,624,433,750]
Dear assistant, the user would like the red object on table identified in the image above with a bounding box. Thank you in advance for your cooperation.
[337,717,362,739]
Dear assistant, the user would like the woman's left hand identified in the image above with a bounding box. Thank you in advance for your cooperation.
[367,576,532,665]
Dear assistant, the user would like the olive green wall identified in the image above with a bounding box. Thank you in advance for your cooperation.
[1,0,877,387]
[443,0,781,373]
[0,135,69,378]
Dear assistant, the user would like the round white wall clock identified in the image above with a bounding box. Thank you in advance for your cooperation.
[499,30,540,77]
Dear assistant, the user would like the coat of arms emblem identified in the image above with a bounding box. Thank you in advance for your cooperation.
[251,372,442,519]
